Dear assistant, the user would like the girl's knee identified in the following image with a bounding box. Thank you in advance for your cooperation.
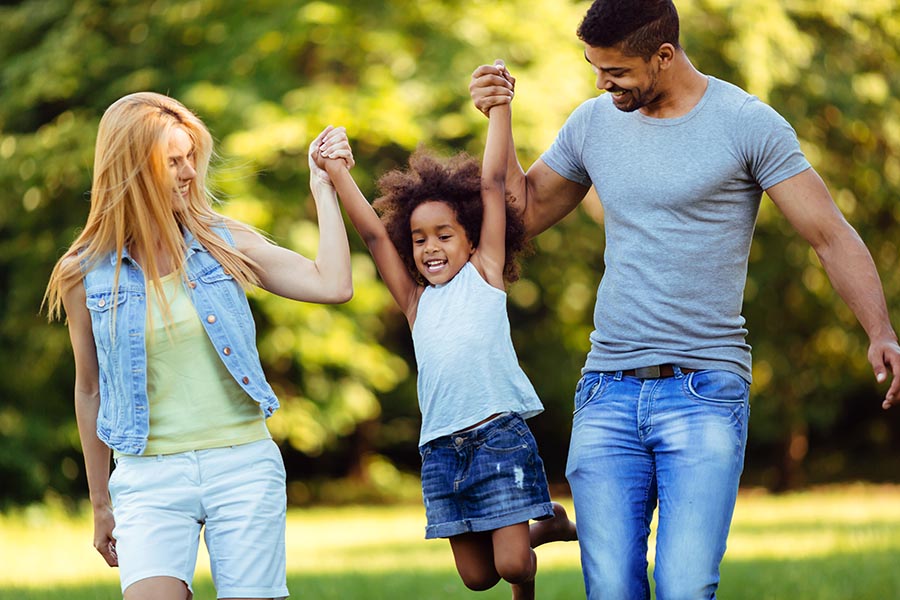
[495,550,536,584]
[460,570,501,591]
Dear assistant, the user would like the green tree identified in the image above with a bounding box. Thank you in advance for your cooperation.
[1,0,897,506]
[0,0,592,505]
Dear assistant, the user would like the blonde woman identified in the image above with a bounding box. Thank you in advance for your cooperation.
[44,92,353,600]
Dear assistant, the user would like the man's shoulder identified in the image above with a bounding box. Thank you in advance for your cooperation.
[570,93,613,115]
[561,94,617,132]
[707,76,757,106]
[706,77,787,123]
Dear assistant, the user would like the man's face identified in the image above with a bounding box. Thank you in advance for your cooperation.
[584,44,662,113]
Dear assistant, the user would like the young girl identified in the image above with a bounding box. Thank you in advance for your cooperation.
[44,92,354,600]
[314,62,576,599]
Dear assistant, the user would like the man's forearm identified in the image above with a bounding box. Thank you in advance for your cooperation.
[817,228,897,343]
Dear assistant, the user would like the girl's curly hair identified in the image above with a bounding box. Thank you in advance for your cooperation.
[373,147,530,285]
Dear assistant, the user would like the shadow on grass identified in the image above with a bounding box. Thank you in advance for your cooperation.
[0,569,585,600]
[283,568,586,599]
[3,550,897,599]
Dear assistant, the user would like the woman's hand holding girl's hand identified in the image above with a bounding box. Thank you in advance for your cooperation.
[309,126,335,186]
[319,126,354,174]
[309,125,354,190]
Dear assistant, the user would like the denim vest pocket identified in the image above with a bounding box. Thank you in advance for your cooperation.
[86,290,127,351]
[194,262,244,318]
[197,263,234,284]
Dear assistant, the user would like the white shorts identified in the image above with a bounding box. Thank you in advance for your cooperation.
[109,438,288,599]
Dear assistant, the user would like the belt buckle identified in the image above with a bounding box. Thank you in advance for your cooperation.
[634,365,661,379]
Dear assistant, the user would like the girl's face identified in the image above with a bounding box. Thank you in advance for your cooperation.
[166,126,196,212]
[409,200,474,286]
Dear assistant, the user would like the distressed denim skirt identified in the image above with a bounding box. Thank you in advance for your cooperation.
[419,412,554,539]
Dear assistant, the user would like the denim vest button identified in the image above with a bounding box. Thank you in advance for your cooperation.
[207,314,216,324]
[189,281,197,289]
[242,376,250,384]
[223,347,231,356]
[98,299,106,308]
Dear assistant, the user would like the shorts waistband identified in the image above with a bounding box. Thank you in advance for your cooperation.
[426,413,523,449]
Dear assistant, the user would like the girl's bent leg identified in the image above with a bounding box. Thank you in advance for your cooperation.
[530,501,578,548]
[449,531,500,590]
[493,523,537,600]
[492,523,535,583]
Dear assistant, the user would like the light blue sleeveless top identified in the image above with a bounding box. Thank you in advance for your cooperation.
[412,262,543,446]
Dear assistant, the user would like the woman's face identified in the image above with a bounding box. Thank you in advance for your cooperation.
[166,126,196,212]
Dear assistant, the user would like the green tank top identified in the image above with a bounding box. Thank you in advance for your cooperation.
[121,272,270,456]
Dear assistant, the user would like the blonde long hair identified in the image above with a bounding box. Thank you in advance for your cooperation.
[44,92,260,323]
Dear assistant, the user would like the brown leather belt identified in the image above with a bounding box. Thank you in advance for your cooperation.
[620,365,697,379]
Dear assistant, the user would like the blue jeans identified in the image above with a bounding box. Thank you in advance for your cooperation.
[565,369,750,600]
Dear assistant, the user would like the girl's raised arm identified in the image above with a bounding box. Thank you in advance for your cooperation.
[318,147,422,324]
[474,60,513,291]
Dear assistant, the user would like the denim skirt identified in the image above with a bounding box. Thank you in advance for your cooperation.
[418,413,554,539]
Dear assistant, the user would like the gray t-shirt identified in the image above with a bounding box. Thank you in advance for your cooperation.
[542,76,810,381]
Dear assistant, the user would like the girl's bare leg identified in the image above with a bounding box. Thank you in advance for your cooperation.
[449,531,501,591]
[530,501,578,548]
[492,523,536,600]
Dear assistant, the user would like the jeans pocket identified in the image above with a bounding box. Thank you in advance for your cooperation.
[573,373,605,415]
[684,370,749,405]
[483,425,529,453]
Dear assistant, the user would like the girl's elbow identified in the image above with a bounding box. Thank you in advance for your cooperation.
[481,177,506,197]
[482,172,505,188]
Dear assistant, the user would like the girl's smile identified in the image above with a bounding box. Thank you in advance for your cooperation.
[410,200,474,286]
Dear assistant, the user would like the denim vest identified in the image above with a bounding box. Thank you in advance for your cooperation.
[82,226,279,454]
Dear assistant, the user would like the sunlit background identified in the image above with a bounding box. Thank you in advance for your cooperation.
[1,0,899,597]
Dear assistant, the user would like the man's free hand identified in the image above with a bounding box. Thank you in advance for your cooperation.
[869,338,900,409]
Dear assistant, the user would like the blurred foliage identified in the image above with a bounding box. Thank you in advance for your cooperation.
[0,0,898,506]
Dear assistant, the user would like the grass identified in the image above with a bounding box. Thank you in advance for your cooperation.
[1,484,898,599]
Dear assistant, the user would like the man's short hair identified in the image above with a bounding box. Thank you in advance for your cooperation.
[577,0,681,59]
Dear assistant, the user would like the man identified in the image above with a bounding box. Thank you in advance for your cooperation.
[469,1,900,598]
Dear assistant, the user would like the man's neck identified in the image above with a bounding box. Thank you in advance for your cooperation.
[640,53,708,119]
